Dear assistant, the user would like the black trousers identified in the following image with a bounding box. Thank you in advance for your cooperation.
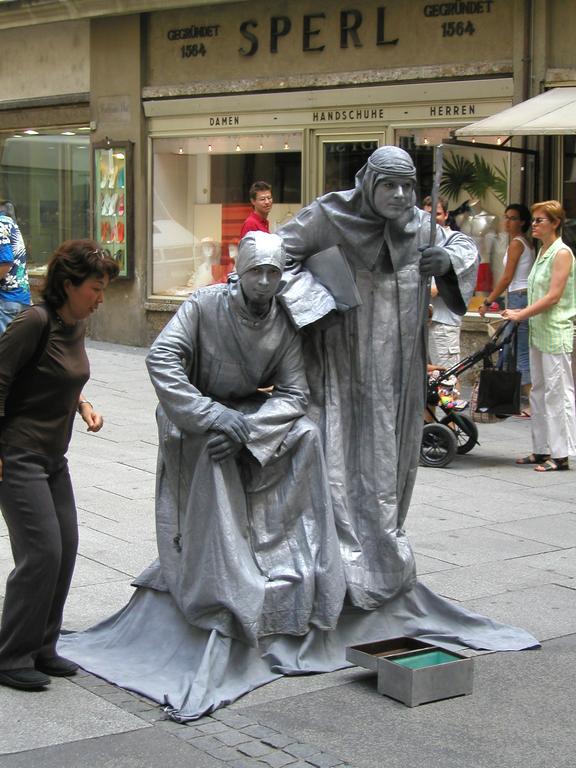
[0,445,78,670]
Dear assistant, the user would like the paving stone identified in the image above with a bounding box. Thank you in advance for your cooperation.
[228,760,263,768]
[259,751,298,767]
[196,720,231,735]
[237,740,275,758]
[241,724,281,740]
[186,734,224,751]
[206,745,246,761]
[120,700,161,715]
[156,719,186,733]
[262,733,296,749]
[135,709,164,723]
[215,729,254,747]
[284,763,313,768]
[306,753,345,768]
[284,743,321,759]
[184,715,218,728]
[212,711,259,727]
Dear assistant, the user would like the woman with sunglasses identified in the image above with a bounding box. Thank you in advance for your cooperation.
[479,204,534,415]
[503,201,576,472]
[0,240,118,690]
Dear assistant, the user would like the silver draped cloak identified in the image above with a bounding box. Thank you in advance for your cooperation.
[137,281,346,645]
[277,170,479,610]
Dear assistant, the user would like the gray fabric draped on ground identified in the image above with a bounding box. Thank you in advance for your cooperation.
[58,582,538,721]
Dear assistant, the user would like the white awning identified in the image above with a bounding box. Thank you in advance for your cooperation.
[455,88,576,137]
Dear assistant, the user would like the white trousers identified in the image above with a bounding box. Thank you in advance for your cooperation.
[529,348,576,458]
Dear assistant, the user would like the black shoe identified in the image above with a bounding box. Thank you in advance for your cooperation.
[0,667,51,690]
[35,655,79,677]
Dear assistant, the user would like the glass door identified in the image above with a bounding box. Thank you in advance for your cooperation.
[313,132,382,199]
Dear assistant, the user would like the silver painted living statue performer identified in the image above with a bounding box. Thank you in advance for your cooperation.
[58,149,537,722]
[277,145,479,607]
[136,231,346,645]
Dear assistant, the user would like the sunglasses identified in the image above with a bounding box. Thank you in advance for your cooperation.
[531,218,550,225]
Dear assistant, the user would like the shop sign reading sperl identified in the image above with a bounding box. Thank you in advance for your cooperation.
[166,2,497,61]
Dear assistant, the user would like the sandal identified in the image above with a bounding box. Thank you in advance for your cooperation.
[516,453,550,465]
[534,457,570,472]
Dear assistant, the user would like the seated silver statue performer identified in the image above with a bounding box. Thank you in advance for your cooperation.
[137,230,346,645]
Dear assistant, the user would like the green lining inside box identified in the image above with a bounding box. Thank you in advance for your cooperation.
[389,649,463,669]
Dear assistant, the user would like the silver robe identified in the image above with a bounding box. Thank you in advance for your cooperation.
[278,189,478,610]
[139,282,346,646]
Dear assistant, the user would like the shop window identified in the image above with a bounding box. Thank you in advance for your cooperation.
[322,140,377,193]
[0,129,90,275]
[151,134,302,297]
[562,136,576,253]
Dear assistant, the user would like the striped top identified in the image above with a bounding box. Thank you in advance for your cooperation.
[528,237,575,354]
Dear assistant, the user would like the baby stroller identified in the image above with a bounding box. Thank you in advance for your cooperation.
[421,320,518,468]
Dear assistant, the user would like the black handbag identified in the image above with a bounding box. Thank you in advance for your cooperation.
[475,324,521,417]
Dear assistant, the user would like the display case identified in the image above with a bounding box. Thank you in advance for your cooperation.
[93,139,133,279]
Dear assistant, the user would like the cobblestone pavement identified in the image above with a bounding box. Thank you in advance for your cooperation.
[72,670,355,768]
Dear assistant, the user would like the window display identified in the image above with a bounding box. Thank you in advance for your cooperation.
[0,128,90,274]
[93,140,132,279]
[151,133,302,297]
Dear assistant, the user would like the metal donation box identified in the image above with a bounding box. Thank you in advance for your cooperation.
[346,637,474,707]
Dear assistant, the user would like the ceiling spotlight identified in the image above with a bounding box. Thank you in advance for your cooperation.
[283,141,289,150]
[235,143,241,152]
[24,129,39,135]
[61,131,75,136]
[423,137,429,145]
[208,144,213,152]
[259,143,263,151]
[178,148,183,154]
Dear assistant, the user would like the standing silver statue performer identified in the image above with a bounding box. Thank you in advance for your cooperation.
[278,146,478,607]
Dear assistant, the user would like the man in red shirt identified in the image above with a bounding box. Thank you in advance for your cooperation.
[240,182,273,238]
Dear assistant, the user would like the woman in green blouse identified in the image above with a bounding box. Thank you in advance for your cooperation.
[503,200,576,472]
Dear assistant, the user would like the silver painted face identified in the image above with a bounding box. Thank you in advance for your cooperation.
[372,177,415,219]
[240,265,282,307]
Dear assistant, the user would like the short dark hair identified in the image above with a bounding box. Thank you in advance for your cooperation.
[42,239,120,310]
[505,203,531,233]
[0,200,16,219]
[422,195,448,214]
[249,181,272,201]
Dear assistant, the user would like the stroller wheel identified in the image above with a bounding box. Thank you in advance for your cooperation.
[420,423,458,468]
[441,413,479,455]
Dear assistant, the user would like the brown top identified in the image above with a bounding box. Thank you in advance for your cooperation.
[0,304,89,457]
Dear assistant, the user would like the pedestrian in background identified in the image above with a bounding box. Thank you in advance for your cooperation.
[504,201,576,472]
[479,203,534,416]
[0,200,31,335]
[240,181,273,238]
[0,239,118,690]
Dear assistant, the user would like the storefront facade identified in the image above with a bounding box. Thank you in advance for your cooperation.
[0,0,573,345]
